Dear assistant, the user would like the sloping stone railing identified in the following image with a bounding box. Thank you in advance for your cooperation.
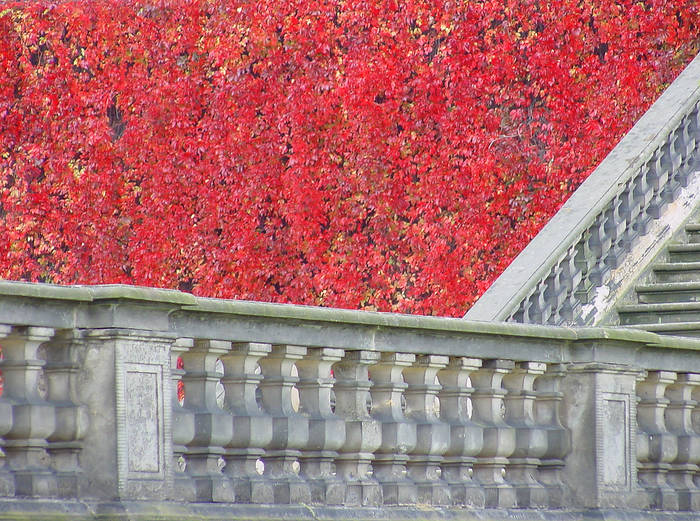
[466,52,700,326]
[2,282,700,519]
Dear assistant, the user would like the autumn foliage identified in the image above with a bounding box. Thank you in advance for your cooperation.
[0,1,698,316]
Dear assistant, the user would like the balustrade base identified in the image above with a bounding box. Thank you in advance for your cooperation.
[4,500,700,521]
[376,480,417,506]
[228,476,274,504]
[343,479,383,506]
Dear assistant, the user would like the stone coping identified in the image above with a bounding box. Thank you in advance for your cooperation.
[1,281,700,362]
[2,279,700,346]
[465,52,700,323]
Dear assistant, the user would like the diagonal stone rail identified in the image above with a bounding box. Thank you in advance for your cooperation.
[466,52,700,327]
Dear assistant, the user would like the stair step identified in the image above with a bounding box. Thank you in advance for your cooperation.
[652,262,700,283]
[635,282,700,303]
[628,321,700,338]
[668,243,700,262]
[686,223,700,243]
[617,302,700,325]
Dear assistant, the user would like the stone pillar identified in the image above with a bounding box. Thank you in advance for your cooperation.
[404,355,451,505]
[180,339,234,502]
[502,361,548,508]
[220,342,274,504]
[471,359,516,508]
[533,363,570,507]
[333,350,383,506]
[560,362,645,509]
[43,330,90,499]
[296,347,346,504]
[170,338,196,501]
[437,357,485,507]
[1,326,57,498]
[75,328,177,501]
[666,373,700,511]
[258,344,310,504]
[637,371,679,510]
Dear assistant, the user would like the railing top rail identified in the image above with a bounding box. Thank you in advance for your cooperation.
[465,52,700,323]
[2,281,700,360]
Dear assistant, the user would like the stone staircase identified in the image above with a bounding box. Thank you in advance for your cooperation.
[617,220,700,337]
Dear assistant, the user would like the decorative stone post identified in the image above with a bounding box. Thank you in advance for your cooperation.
[0,326,57,498]
[258,344,310,504]
[560,362,645,509]
[333,350,383,506]
[471,359,516,508]
[370,352,416,505]
[502,361,548,508]
[437,357,485,507]
[404,355,451,505]
[180,339,234,502]
[296,347,346,504]
[220,342,274,504]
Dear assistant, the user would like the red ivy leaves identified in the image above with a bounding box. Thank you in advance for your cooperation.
[0,0,698,316]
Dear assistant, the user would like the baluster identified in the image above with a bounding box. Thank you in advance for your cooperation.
[370,353,416,505]
[404,355,451,505]
[632,163,654,236]
[534,363,570,507]
[637,371,678,510]
[220,342,273,504]
[557,250,582,324]
[438,357,485,507]
[574,236,595,308]
[666,373,700,511]
[471,359,516,508]
[645,150,669,219]
[170,338,196,501]
[43,330,90,498]
[677,113,696,186]
[258,344,310,504]
[0,326,57,497]
[661,130,682,202]
[543,265,564,325]
[296,347,346,504]
[180,339,234,502]
[618,179,639,254]
[604,195,626,270]
[0,325,14,496]
[503,361,548,508]
[587,213,612,286]
[333,350,383,506]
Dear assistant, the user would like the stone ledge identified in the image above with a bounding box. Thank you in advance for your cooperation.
[1,501,700,521]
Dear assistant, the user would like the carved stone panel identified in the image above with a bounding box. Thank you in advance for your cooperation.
[115,334,173,500]
[599,393,631,488]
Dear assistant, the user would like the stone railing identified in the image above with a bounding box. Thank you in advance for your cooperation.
[2,282,700,519]
[466,52,700,327]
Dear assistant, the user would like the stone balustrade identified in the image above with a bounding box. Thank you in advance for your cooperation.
[2,282,700,519]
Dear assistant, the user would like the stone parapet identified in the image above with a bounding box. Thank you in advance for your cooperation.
[1,281,700,517]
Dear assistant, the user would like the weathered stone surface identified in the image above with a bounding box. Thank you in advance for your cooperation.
[1,283,700,516]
